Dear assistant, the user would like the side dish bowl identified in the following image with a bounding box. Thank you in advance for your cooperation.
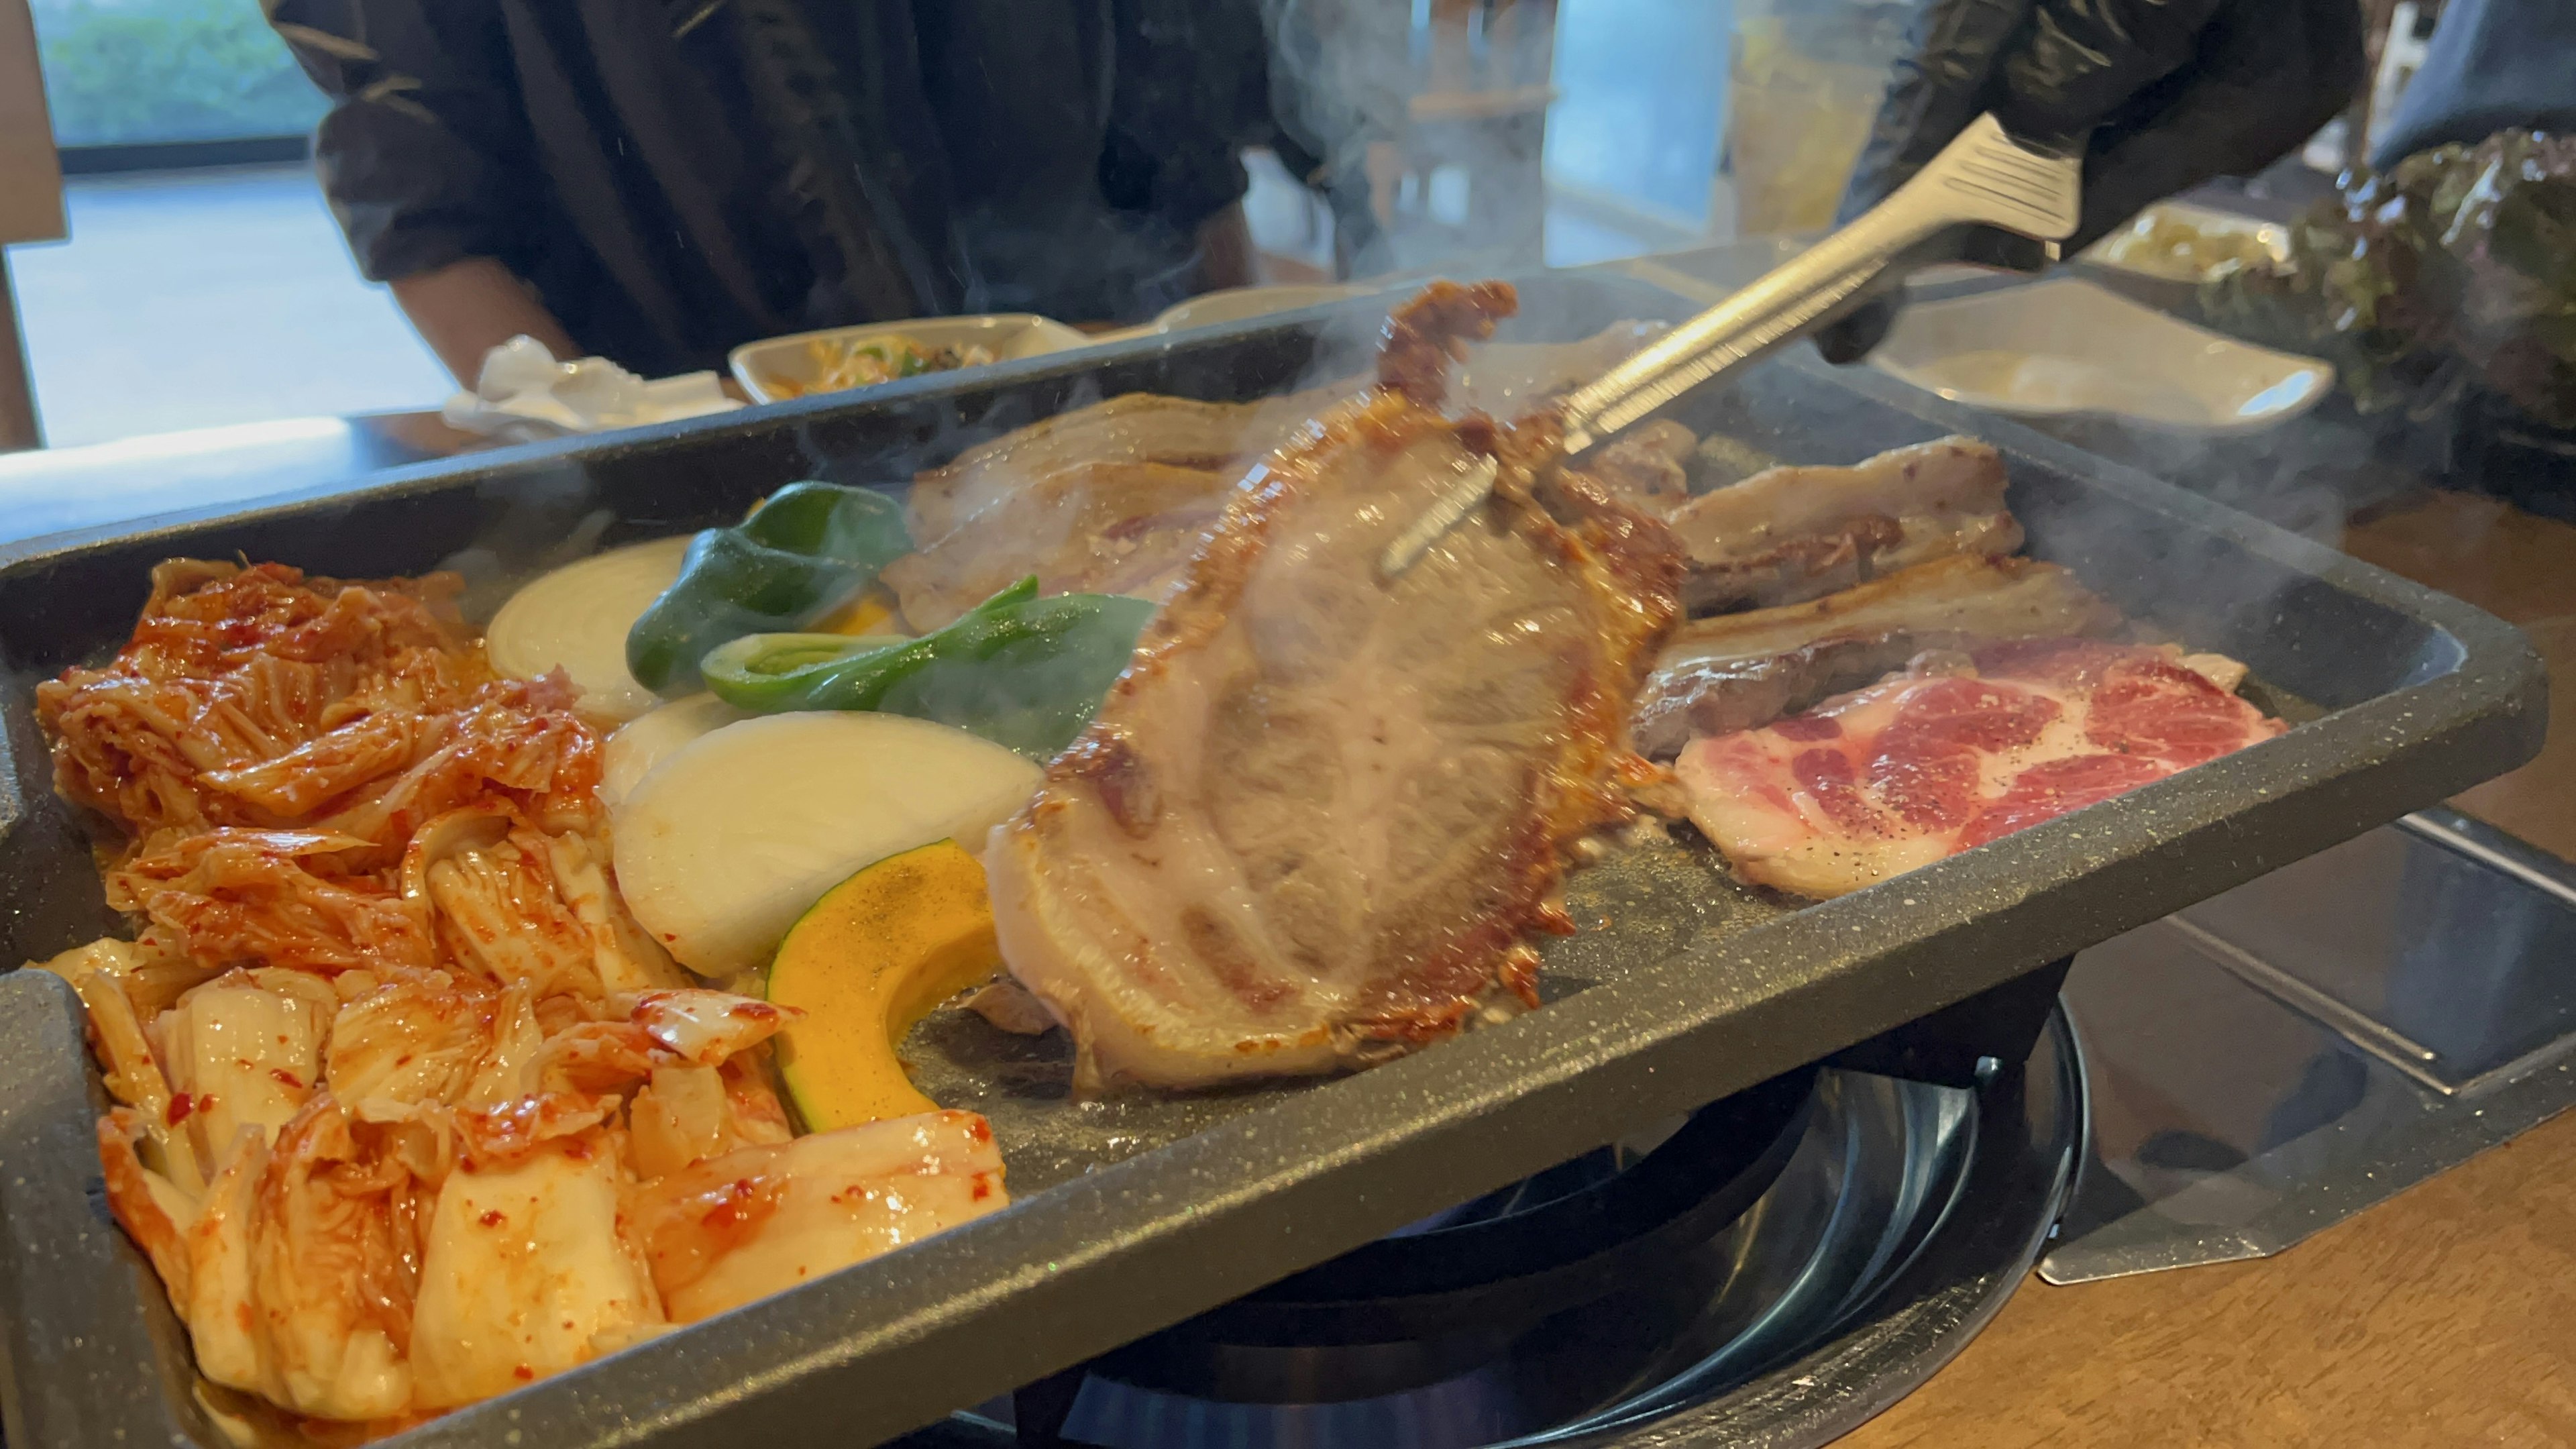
[731,315,1092,405]
[1868,277,2334,433]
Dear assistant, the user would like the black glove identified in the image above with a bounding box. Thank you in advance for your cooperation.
[1813,0,2366,364]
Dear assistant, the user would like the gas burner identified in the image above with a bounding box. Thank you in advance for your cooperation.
[916,1010,2081,1449]
[1083,1065,1819,1419]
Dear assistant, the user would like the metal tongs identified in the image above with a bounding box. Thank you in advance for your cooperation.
[1380,114,2082,580]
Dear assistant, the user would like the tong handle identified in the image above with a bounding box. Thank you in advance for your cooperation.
[1558,115,2083,454]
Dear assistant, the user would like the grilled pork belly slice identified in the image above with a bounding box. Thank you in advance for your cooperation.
[907,390,1347,547]
[1676,638,2284,899]
[1631,555,2122,757]
[1564,419,1698,515]
[889,324,1685,632]
[883,461,1235,631]
[985,281,1685,1091]
[904,322,1666,550]
[1668,438,2022,614]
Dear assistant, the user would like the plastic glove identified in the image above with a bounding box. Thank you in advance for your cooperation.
[1813,0,2365,363]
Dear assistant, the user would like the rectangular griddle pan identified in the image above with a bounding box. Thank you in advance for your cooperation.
[0,272,2543,1449]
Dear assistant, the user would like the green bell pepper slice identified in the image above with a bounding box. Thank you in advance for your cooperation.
[698,577,1154,758]
[626,482,910,696]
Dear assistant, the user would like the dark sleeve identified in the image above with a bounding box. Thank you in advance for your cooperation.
[1097,0,1268,230]
[2370,0,2576,167]
[268,0,534,282]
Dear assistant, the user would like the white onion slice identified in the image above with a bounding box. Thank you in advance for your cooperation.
[600,694,745,810]
[612,712,1040,977]
[486,536,692,722]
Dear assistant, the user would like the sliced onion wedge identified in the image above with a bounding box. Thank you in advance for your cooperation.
[486,536,692,722]
[600,694,744,810]
[612,712,1040,977]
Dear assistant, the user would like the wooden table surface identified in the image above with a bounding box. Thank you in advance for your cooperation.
[2340,490,2576,861]
[1843,1105,2576,1448]
[1845,486,2576,1448]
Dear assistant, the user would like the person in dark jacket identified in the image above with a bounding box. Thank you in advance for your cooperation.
[2369,0,2576,166]
[270,0,1278,382]
[1815,0,2366,362]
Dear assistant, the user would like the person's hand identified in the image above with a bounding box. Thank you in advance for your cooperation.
[1814,0,2365,363]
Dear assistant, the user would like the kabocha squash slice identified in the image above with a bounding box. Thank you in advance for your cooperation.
[767,841,1010,1127]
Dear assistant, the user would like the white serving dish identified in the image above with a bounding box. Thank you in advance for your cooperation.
[1867,277,2335,433]
[729,314,1091,405]
[1143,282,1372,335]
[1087,282,1380,344]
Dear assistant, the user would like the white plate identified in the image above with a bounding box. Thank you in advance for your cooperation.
[730,315,1091,405]
[1867,278,2334,434]
[1145,283,1371,335]
[1087,283,1379,343]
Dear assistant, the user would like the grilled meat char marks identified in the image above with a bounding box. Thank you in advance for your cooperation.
[985,282,1686,1091]
[1631,553,2123,757]
[1678,639,2284,899]
[1668,439,2023,613]
[1377,278,1518,405]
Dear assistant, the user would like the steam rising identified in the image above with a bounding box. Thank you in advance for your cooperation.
[1266,0,1561,276]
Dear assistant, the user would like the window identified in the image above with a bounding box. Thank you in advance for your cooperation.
[1545,0,1733,229]
[32,0,323,149]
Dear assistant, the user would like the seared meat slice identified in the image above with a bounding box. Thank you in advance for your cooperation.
[890,323,1682,631]
[1564,419,1697,516]
[984,282,1685,1091]
[1631,555,2121,756]
[1677,639,2284,899]
[1668,438,2022,613]
[906,322,1660,547]
[881,461,1235,631]
[908,390,1346,545]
